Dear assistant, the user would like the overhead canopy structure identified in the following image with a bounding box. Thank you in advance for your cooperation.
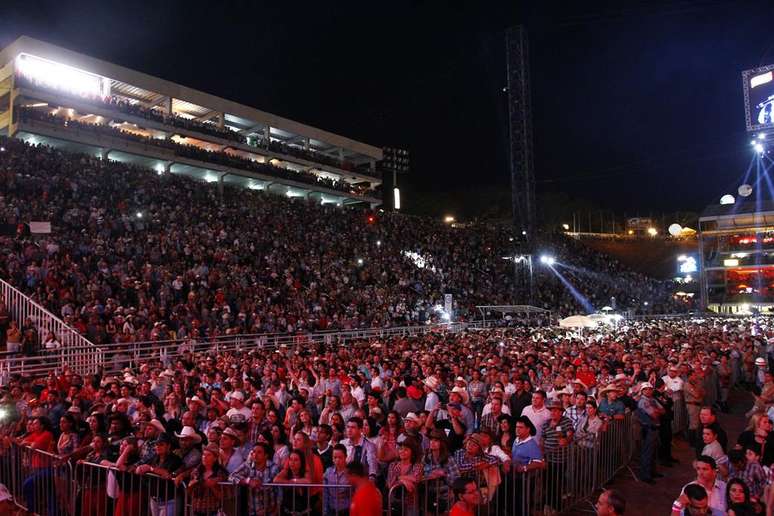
[477,305,551,326]
[559,315,597,329]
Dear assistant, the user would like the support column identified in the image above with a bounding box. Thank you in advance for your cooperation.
[263,125,270,144]
[304,137,310,151]
[337,148,344,162]
[165,97,173,115]
[218,112,225,129]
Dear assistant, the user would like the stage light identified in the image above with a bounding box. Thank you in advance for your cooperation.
[627,230,634,235]
[136,212,143,219]
[668,224,682,236]
[755,143,765,154]
[357,258,364,266]
[540,255,555,265]
[562,224,570,231]
[647,227,658,236]
[760,133,766,140]
[393,187,401,210]
[719,194,735,205]
[444,215,455,224]
[376,240,382,247]
[0,147,4,152]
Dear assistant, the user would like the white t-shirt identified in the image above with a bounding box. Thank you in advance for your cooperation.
[521,405,551,442]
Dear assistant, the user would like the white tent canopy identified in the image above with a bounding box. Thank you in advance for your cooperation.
[559,315,597,328]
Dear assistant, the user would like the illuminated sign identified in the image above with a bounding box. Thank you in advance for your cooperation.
[16,54,110,98]
[677,254,698,274]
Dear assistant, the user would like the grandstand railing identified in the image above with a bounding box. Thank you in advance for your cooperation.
[0,322,468,377]
[0,277,103,377]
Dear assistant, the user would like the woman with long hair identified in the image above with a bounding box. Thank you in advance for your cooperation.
[387,436,423,516]
[422,429,459,514]
[189,444,229,516]
[57,414,80,456]
[274,449,313,515]
[496,415,516,452]
[270,424,290,467]
[737,412,774,466]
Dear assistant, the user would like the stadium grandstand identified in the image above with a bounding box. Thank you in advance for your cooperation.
[0,36,755,516]
[0,36,383,207]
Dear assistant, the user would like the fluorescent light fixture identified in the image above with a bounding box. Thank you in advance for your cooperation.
[751,71,773,88]
[393,187,401,210]
[723,259,739,267]
[16,54,110,98]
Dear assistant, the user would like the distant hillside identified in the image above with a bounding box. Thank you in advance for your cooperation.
[576,237,698,279]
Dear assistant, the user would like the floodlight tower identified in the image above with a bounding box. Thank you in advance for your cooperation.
[506,25,536,302]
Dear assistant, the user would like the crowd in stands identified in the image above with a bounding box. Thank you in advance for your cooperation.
[15,73,373,175]
[0,136,685,353]
[16,107,369,196]
[0,316,770,515]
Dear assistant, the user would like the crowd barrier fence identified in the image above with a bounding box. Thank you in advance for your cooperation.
[0,413,636,515]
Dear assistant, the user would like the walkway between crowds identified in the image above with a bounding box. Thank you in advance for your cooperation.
[567,388,752,515]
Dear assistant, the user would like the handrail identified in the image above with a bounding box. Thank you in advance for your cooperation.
[0,277,103,376]
[0,322,468,377]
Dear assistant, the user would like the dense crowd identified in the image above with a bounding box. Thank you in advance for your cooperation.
[15,73,371,175]
[16,108,368,196]
[0,317,770,516]
[0,137,685,353]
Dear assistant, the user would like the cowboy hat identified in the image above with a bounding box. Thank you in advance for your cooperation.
[175,426,202,443]
[450,386,469,404]
[423,376,440,391]
[221,427,242,445]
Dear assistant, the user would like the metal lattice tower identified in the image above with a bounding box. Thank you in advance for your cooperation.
[506,26,536,302]
[506,25,536,242]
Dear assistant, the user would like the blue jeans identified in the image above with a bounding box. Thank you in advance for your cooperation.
[149,497,175,516]
[23,468,57,516]
[640,426,658,481]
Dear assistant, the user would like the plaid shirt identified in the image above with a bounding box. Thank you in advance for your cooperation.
[422,453,461,485]
[737,462,767,499]
[452,449,499,476]
[479,412,501,436]
[564,406,585,430]
[228,459,280,515]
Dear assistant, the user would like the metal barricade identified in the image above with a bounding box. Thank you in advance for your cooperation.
[0,411,647,516]
[181,480,354,516]
[2,443,74,516]
[672,393,688,435]
[72,460,187,516]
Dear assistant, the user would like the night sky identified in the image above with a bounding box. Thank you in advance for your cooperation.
[1,0,773,215]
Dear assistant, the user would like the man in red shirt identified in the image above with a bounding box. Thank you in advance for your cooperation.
[450,477,481,516]
[346,462,382,516]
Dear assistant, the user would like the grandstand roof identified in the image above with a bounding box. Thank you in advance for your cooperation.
[0,36,382,164]
[700,200,774,219]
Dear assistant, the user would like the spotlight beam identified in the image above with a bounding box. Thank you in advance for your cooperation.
[546,264,596,314]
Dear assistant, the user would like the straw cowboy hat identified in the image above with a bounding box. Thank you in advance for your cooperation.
[450,386,470,404]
